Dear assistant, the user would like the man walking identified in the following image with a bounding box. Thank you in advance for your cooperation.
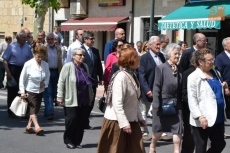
[138,36,166,141]
[81,31,103,129]
[2,30,33,118]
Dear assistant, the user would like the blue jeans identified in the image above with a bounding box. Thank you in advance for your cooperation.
[43,70,59,116]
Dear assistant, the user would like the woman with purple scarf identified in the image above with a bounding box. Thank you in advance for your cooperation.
[57,48,94,149]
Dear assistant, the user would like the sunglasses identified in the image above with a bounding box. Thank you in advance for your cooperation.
[88,37,95,41]
[76,54,85,57]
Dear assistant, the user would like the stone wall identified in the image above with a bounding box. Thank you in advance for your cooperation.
[0,0,49,40]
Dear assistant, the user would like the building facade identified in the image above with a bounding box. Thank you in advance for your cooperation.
[0,0,50,42]
[56,0,185,60]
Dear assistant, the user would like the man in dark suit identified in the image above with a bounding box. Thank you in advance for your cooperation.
[81,31,103,129]
[138,36,166,141]
[215,37,230,119]
[179,33,206,72]
[103,28,125,64]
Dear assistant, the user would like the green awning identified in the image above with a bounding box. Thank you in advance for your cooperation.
[158,1,230,30]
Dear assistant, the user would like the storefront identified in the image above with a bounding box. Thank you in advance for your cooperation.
[158,0,230,56]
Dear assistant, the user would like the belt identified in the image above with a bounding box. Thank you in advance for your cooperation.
[49,68,58,71]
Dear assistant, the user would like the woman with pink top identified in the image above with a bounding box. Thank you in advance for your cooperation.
[103,39,124,89]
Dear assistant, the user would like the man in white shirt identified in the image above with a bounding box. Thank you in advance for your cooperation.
[66,29,84,63]
[0,36,12,89]
[158,34,169,56]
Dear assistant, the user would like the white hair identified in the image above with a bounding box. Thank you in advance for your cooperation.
[164,43,181,60]
[148,36,160,45]
[72,48,85,57]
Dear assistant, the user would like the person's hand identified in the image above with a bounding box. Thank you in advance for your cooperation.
[40,82,45,88]
[146,91,153,98]
[199,116,208,129]
[57,98,64,106]
[139,120,146,127]
[7,73,12,79]
[222,82,228,89]
[123,125,132,134]
[21,93,27,100]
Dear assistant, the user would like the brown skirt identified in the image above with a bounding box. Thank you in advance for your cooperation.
[97,118,146,153]
[26,91,43,115]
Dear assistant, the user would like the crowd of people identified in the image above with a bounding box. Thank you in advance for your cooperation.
[0,26,230,153]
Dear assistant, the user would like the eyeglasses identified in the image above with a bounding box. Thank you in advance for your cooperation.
[47,38,54,40]
[205,58,214,63]
[76,54,85,57]
[119,33,125,35]
[88,37,95,41]
[198,39,207,43]
[163,41,169,44]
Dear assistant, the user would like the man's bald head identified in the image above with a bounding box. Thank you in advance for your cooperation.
[115,28,125,40]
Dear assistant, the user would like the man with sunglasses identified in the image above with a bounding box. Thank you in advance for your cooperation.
[81,31,103,130]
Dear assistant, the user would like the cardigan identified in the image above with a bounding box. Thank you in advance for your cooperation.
[19,58,50,94]
[57,62,94,107]
[187,68,226,127]
[104,70,143,128]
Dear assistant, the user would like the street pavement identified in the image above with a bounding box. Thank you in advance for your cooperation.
[0,87,230,153]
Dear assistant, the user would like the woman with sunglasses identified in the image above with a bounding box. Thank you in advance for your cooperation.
[103,38,124,89]
[57,48,94,149]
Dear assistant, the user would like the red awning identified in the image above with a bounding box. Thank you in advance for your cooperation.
[61,17,129,32]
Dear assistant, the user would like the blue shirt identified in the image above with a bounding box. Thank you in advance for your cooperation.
[2,42,33,66]
[206,71,225,124]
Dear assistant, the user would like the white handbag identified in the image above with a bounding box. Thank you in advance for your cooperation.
[10,96,28,117]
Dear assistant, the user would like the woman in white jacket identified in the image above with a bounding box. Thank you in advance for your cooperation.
[97,44,146,153]
[187,48,229,153]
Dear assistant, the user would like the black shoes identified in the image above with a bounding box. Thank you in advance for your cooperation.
[84,125,94,130]
[66,143,75,149]
[76,145,83,149]
[66,143,83,149]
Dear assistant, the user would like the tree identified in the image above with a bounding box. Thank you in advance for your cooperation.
[21,0,60,38]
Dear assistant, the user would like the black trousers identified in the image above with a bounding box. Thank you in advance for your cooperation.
[85,86,96,127]
[64,106,88,146]
[0,61,5,88]
[7,64,23,116]
[181,109,194,153]
[191,123,226,153]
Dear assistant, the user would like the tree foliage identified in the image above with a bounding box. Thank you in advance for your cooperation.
[21,0,60,13]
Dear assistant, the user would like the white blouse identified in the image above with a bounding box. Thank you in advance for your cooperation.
[19,58,50,94]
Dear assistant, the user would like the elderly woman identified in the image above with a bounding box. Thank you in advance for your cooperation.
[149,43,183,153]
[19,46,50,135]
[97,45,146,153]
[57,48,94,149]
[187,48,228,153]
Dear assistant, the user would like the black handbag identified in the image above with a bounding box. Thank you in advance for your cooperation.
[157,101,177,116]
[97,91,107,113]
[157,71,180,116]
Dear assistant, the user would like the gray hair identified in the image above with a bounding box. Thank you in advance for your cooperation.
[16,30,26,38]
[82,31,94,41]
[148,36,160,45]
[222,37,230,48]
[46,32,54,38]
[164,43,181,60]
[190,51,196,66]
[72,48,85,57]
[158,34,167,42]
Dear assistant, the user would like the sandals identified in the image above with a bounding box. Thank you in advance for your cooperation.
[25,127,35,134]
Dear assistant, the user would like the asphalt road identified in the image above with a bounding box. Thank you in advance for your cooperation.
[0,89,230,153]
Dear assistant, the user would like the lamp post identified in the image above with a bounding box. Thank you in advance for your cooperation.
[149,0,155,38]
